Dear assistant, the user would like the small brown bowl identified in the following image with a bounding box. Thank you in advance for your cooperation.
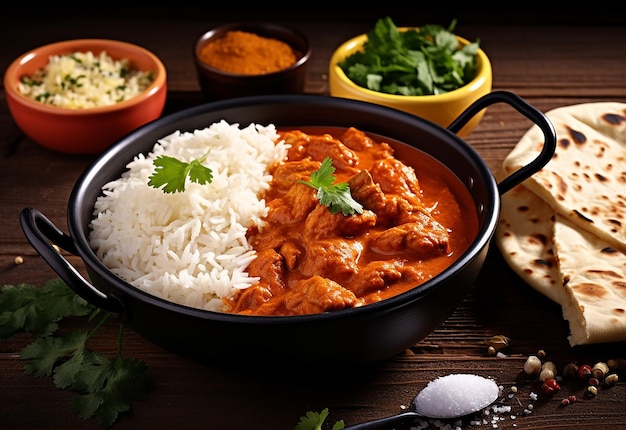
[193,22,311,101]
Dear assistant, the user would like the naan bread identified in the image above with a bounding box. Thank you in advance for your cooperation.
[496,183,626,346]
[496,182,563,304]
[500,102,626,254]
[555,214,626,345]
[496,102,626,346]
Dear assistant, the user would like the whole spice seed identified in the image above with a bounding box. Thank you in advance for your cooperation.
[607,358,626,371]
[524,355,542,376]
[578,364,593,380]
[562,363,580,379]
[539,361,557,382]
[586,385,598,398]
[541,379,561,395]
[487,335,511,351]
[604,373,619,386]
[592,362,609,380]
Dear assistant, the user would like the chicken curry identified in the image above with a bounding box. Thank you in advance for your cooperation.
[227,127,478,316]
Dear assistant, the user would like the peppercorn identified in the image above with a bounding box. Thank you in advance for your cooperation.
[578,364,592,380]
[537,349,547,359]
[592,362,609,380]
[541,378,561,395]
[604,373,619,386]
[560,398,570,407]
[524,355,542,376]
[588,377,600,386]
[586,385,598,398]
[540,361,557,382]
[562,362,579,379]
[607,358,626,371]
[568,395,577,403]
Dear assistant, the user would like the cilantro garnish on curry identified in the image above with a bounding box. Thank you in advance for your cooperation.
[339,17,480,96]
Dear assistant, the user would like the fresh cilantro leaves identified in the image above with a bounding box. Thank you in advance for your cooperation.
[295,408,344,430]
[299,157,364,216]
[148,153,213,193]
[0,279,151,427]
[339,16,480,96]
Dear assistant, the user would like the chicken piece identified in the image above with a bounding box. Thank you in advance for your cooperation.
[249,225,288,252]
[280,241,301,270]
[340,127,376,151]
[280,130,312,161]
[284,275,363,314]
[303,203,377,240]
[370,158,422,198]
[348,170,386,212]
[348,260,405,296]
[231,284,274,314]
[348,170,400,225]
[305,134,359,171]
[282,130,360,173]
[370,215,450,257]
[270,159,321,190]
[265,182,318,224]
[245,248,286,294]
[299,239,362,284]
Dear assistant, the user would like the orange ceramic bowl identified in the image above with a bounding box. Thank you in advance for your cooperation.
[329,29,492,136]
[4,39,167,154]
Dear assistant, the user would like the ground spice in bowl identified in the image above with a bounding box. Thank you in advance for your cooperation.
[198,30,297,75]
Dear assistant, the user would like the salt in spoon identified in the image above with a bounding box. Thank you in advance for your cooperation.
[343,373,499,429]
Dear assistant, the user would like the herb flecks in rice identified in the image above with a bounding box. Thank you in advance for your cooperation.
[18,50,154,109]
[89,121,289,312]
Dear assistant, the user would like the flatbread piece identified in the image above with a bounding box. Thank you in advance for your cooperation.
[500,102,626,254]
[496,102,626,346]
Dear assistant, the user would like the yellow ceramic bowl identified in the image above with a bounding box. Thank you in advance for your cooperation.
[329,29,492,136]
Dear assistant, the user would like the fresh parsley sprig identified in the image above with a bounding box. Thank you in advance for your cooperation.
[148,152,213,193]
[0,279,151,427]
[298,157,363,216]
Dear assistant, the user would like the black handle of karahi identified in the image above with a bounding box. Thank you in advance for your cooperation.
[19,207,123,313]
[447,90,557,195]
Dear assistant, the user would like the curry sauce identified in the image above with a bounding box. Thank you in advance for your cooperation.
[228,127,478,316]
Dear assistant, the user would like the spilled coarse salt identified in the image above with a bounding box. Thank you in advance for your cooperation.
[413,374,499,419]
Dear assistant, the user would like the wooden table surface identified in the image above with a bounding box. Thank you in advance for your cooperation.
[2,7,626,430]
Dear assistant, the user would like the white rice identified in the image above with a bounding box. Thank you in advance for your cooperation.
[89,120,289,311]
[18,50,154,109]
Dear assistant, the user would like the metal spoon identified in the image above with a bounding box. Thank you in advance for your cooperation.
[343,374,499,429]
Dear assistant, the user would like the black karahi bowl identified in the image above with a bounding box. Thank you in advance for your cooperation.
[20,92,555,367]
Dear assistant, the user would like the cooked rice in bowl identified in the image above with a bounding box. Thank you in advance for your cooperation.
[88,120,289,311]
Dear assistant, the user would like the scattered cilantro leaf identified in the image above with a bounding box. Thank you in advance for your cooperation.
[0,279,92,338]
[71,354,152,427]
[0,279,152,427]
[298,157,363,216]
[148,152,213,193]
[295,408,344,430]
[339,16,480,96]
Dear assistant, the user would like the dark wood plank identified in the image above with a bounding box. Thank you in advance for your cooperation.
[2,11,626,429]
